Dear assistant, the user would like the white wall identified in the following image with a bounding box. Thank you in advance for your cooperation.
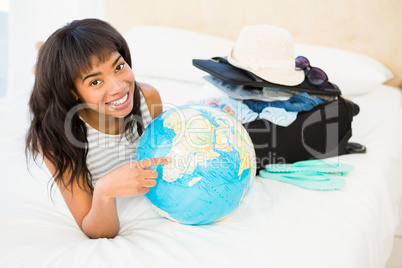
[6,0,105,97]
[105,0,402,88]
[0,0,9,12]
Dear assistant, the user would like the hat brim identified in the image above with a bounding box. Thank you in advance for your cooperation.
[228,48,305,87]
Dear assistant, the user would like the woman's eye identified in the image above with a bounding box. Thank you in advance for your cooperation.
[90,80,101,86]
[116,63,124,72]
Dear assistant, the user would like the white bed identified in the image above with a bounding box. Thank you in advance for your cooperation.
[0,26,401,268]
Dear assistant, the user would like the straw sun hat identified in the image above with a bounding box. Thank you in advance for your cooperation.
[228,25,304,86]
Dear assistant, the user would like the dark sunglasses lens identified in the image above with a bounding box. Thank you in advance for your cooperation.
[295,56,309,69]
[308,68,327,85]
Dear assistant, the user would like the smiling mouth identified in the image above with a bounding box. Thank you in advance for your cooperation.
[107,92,128,106]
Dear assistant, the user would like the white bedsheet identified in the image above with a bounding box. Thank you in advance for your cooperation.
[0,79,401,268]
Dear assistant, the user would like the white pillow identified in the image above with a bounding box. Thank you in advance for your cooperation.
[123,27,393,95]
[294,44,393,96]
[124,26,234,84]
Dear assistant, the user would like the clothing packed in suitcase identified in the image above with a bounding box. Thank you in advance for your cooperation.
[192,25,364,171]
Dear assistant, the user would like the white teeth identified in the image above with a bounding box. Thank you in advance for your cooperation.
[109,93,128,106]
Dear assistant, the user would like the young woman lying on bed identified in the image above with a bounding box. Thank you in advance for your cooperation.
[25,18,235,239]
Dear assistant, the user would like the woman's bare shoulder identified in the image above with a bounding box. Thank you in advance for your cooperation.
[138,82,163,119]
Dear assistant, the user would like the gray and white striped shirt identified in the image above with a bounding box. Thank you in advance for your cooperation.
[84,90,153,185]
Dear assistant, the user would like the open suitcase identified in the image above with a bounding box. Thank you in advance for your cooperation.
[193,57,363,170]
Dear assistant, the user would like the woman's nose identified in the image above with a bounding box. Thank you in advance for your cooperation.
[108,76,124,95]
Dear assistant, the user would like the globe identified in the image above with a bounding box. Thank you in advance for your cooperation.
[135,104,256,225]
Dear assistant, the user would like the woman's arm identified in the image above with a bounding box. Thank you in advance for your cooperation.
[43,156,118,239]
[43,155,168,239]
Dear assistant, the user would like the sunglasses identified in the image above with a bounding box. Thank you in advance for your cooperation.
[295,56,328,86]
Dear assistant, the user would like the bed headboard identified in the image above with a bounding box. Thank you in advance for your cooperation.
[105,0,402,88]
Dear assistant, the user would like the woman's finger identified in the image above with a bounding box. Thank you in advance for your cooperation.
[143,168,159,179]
[135,157,170,169]
[138,187,151,195]
[143,179,157,188]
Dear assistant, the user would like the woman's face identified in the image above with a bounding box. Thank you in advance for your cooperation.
[74,51,135,122]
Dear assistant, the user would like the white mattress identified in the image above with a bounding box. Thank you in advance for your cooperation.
[0,76,401,268]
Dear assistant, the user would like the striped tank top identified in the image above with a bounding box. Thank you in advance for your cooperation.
[84,90,153,185]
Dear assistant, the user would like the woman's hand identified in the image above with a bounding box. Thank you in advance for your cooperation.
[96,157,170,199]
[51,156,169,239]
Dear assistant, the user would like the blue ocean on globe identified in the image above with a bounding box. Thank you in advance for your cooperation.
[135,104,256,225]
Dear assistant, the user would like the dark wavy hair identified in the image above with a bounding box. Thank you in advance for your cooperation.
[25,18,143,193]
